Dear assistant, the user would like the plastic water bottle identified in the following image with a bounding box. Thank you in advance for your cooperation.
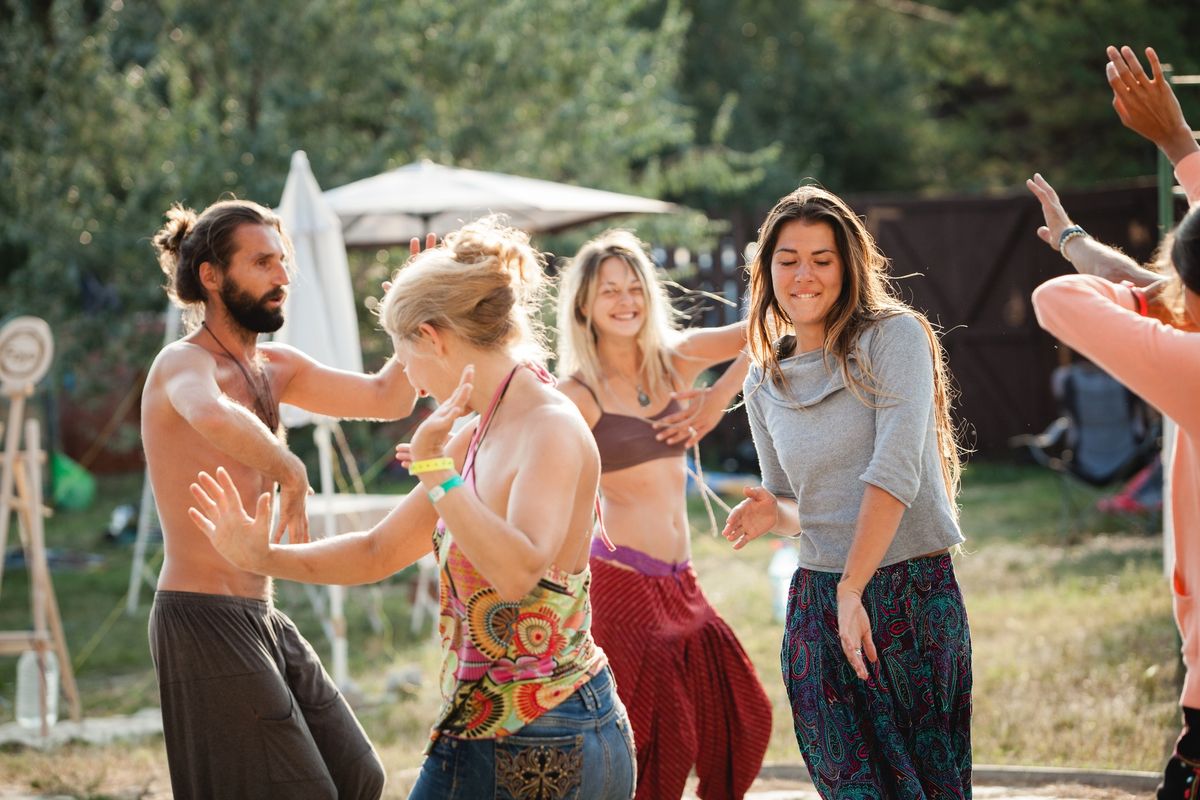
[768,541,799,622]
[15,649,58,731]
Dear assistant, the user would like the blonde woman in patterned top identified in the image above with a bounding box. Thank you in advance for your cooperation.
[189,216,635,800]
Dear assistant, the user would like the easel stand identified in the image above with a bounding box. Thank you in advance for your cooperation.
[0,393,81,735]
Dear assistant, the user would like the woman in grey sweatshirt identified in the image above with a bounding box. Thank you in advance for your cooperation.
[723,185,971,800]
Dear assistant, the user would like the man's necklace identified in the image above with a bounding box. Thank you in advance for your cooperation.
[202,321,280,431]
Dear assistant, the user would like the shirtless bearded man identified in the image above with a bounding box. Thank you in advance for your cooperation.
[141,199,415,799]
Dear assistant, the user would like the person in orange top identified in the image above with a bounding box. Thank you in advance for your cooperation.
[1028,45,1200,800]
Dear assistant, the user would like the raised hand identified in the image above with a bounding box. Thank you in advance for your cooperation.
[410,232,438,260]
[382,233,439,295]
[402,364,475,465]
[1025,173,1076,251]
[721,485,779,550]
[189,466,273,573]
[1106,45,1198,166]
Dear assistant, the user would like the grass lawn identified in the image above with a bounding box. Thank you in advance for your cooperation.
[0,461,1179,797]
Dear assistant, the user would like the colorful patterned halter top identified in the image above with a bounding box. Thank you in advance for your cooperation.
[429,364,608,744]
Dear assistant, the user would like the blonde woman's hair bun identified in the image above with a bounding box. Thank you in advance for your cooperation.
[380,215,550,363]
[443,215,544,295]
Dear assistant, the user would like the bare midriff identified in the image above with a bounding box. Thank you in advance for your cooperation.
[596,452,691,564]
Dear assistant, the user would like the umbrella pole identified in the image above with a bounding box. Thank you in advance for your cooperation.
[314,422,351,690]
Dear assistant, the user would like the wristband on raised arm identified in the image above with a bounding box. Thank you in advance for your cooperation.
[1057,225,1088,258]
[427,474,465,504]
[409,457,455,475]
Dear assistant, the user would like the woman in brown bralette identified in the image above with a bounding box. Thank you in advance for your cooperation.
[556,229,772,800]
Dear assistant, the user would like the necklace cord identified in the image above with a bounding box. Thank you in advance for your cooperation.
[201,321,280,432]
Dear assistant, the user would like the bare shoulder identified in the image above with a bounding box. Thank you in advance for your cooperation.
[672,321,747,375]
[556,376,601,425]
[148,339,215,381]
[524,394,598,467]
[255,341,310,378]
[257,341,304,364]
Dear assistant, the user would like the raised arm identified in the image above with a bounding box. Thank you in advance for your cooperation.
[270,235,435,422]
[189,466,439,585]
[188,411,473,584]
[1107,45,1199,167]
[1025,173,1163,286]
[161,343,311,543]
[1033,274,1200,431]
[673,321,748,376]
[270,344,417,421]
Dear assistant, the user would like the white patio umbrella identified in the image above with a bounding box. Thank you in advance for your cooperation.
[324,159,679,246]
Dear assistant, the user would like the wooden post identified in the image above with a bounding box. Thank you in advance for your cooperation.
[0,317,81,733]
[0,386,29,592]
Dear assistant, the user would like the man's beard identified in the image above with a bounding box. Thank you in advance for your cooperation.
[220,281,286,333]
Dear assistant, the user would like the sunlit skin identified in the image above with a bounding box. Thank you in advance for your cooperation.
[220,224,290,327]
[142,222,416,599]
[188,328,605,603]
[770,220,844,353]
[393,332,457,402]
[559,257,748,564]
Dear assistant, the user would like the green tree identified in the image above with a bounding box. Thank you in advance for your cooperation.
[677,0,940,207]
[911,0,1200,190]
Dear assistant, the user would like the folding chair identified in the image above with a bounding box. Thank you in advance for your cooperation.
[1011,361,1160,534]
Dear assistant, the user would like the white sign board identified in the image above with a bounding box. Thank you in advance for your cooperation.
[0,317,53,392]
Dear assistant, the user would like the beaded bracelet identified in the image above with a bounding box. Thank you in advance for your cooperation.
[1057,224,1088,256]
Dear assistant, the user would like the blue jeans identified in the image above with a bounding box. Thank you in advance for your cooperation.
[409,667,635,800]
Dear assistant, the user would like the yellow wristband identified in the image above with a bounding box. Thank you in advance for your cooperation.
[409,457,455,475]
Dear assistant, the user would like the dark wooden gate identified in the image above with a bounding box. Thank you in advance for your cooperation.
[860,180,1162,454]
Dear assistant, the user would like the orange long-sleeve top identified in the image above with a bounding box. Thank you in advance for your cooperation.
[1031,151,1200,707]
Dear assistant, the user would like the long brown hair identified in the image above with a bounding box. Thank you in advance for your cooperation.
[745,185,963,507]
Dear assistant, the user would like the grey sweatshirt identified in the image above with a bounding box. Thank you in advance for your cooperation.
[743,313,964,572]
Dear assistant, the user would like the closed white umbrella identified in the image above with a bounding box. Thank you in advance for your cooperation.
[274,150,366,690]
[325,159,678,246]
[275,150,363,423]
